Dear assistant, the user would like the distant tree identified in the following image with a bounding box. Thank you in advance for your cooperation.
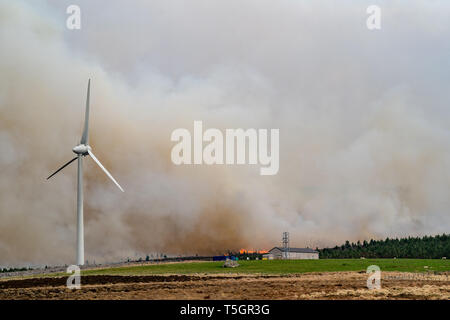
[319,234,449,259]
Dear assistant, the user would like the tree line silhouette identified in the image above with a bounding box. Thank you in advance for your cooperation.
[318,234,449,259]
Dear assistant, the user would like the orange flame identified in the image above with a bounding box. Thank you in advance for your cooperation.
[239,249,269,254]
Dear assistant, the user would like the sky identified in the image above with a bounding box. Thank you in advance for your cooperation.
[0,0,449,266]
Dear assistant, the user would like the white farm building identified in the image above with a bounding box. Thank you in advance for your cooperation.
[263,247,319,260]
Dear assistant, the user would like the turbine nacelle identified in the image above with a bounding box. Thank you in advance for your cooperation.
[72,144,91,155]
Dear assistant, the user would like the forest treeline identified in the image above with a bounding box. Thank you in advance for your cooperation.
[318,234,450,259]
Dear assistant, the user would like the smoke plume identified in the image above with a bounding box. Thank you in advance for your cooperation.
[0,0,449,265]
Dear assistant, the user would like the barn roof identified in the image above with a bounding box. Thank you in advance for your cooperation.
[269,247,319,254]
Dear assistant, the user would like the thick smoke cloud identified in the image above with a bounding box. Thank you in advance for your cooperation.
[0,0,449,266]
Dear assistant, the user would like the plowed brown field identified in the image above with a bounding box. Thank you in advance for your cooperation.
[0,272,448,300]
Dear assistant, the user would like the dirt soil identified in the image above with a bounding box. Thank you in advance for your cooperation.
[0,272,448,300]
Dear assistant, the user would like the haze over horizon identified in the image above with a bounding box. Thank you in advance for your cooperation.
[0,0,449,266]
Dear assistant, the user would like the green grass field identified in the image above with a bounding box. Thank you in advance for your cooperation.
[80,259,449,276]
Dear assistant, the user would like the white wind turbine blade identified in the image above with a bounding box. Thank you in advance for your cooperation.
[47,156,78,180]
[80,79,90,145]
[87,149,124,192]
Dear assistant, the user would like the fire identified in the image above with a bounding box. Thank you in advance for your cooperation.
[239,249,269,254]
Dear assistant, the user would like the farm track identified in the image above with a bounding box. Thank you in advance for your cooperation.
[0,272,448,300]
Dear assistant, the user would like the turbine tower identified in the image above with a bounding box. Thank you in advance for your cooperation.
[47,79,124,266]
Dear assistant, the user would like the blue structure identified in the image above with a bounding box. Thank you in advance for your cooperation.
[213,255,238,261]
[213,256,227,261]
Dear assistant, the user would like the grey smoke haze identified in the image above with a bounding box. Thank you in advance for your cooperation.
[0,0,449,265]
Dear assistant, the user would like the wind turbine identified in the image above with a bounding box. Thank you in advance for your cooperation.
[47,79,124,266]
